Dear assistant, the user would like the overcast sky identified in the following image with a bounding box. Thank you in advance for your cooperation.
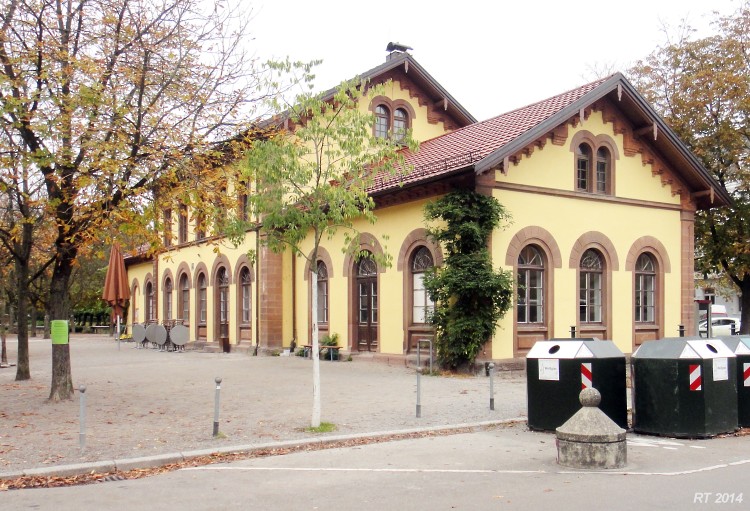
[247,0,742,121]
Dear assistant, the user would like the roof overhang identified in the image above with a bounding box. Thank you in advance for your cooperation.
[474,73,731,210]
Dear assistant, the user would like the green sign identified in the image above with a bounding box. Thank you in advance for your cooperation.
[51,320,69,345]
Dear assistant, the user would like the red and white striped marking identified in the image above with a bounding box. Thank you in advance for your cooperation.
[744,363,750,388]
[581,362,592,390]
[689,364,702,391]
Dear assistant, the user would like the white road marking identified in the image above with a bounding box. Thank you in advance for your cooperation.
[183,459,750,477]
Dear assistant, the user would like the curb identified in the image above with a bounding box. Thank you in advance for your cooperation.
[0,418,526,481]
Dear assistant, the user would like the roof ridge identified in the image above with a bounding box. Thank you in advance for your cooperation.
[480,73,617,123]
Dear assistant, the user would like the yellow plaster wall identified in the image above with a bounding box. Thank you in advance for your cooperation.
[491,189,683,358]
[501,111,682,206]
[126,262,151,325]
[295,198,434,354]
[126,231,258,346]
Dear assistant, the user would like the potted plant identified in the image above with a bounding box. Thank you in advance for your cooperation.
[319,333,340,361]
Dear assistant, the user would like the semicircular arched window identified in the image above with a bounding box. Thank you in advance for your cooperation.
[635,253,656,323]
[579,249,603,323]
[517,245,544,324]
[411,247,434,324]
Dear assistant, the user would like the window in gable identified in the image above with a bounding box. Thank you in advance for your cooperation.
[576,144,591,191]
[375,105,390,139]
[373,102,410,142]
[394,108,408,142]
[596,147,610,193]
[574,136,615,196]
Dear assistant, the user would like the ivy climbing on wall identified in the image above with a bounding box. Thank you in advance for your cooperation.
[423,189,513,372]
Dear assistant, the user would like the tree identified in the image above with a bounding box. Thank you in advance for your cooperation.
[629,5,750,334]
[0,0,279,399]
[239,76,416,427]
[423,189,513,372]
[0,151,53,379]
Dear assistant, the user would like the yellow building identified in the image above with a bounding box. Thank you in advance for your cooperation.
[125,49,730,361]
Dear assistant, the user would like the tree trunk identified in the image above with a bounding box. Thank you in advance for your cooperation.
[30,307,38,338]
[311,267,321,428]
[48,248,75,401]
[1,324,7,367]
[14,257,31,381]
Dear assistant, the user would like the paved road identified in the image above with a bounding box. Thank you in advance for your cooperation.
[3,423,748,510]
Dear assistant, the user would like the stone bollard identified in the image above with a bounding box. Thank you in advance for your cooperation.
[556,388,627,469]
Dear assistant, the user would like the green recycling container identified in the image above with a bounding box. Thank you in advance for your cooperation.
[632,338,738,437]
[717,336,750,428]
[526,339,627,430]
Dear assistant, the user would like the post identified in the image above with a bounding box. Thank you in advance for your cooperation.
[488,362,495,411]
[213,377,222,437]
[570,326,576,338]
[79,385,87,452]
[731,322,736,336]
[116,314,121,351]
[678,324,685,337]
[416,367,422,418]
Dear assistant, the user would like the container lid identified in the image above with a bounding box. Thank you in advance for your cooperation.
[633,338,736,359]
[527,339,623,359]
[715,335,750,354]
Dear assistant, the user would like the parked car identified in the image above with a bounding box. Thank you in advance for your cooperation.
[698,317,741,337]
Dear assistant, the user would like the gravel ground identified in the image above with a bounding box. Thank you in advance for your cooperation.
[0,335,527,473]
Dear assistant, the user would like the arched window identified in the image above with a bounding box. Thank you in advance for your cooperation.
[635,253,656,323]
[576,144,591,191]
[240,266,252,324]
[197,273,207,325]
[145,282,154,322]
[178,274,189,324]
[580,249,603,323]
[217,267,229,326]
[517,245,544,324]
[163,277,173,320]
[411,247,434,324]
[316,262,329,324]
[375,105,390,139]
[394,108,408,142]
[596,147,610,193]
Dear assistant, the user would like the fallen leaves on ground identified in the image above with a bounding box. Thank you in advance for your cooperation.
[0,424,506,491]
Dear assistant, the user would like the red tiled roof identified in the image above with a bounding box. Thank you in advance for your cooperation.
[370,75,612,194]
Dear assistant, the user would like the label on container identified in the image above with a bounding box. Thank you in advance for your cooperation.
[713,357,729,381]
[538,359,560,381]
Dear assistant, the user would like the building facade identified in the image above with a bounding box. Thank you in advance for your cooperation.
[125,50,730,360]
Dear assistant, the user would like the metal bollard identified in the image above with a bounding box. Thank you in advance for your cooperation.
[213,377,222,437]
[416,367,423,418]
[488,362,495,411]
[731,322,737,336]
[79,385,87,452]
[678,324,685,337]
[570,325,576,338]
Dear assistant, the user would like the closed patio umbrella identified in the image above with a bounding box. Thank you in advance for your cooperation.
[102,243,130,342]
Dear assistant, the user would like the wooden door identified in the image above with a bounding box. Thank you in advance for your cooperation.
[217,267,230,353]
[356,258,378,351]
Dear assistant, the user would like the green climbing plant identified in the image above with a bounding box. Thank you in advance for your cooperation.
[423,189,513,371]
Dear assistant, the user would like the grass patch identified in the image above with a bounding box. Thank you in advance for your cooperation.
[305,422,336,433]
